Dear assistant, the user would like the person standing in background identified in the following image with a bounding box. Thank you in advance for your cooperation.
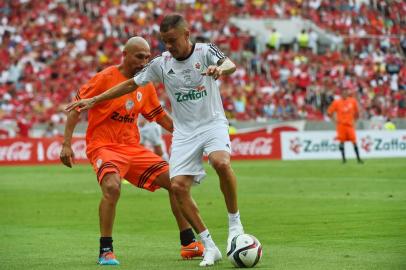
[327,88,363,164]
[139,115,169,161]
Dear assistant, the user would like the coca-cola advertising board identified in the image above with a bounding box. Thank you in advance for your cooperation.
[162,126,297,160]
[230,126,297,159]
[0,125,299,165]
[0,138,87,165]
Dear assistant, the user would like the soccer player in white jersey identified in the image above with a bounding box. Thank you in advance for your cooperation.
[66,14,244,267]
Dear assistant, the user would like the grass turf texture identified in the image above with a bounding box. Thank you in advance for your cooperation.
[1,159,405,270]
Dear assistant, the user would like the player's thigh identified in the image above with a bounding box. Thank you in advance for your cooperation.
[169,137,205,180]
[125,145,169,191]
[203,126,232,155]
[88,147,129,184]
[152,170,171,190]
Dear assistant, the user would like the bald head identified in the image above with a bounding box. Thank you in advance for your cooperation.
[124,36,150,53]
[121,36,151,77]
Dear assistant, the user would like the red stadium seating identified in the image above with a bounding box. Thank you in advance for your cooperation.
[0,0,405,126]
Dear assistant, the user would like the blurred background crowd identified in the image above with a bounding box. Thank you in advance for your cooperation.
[0,0,405,137]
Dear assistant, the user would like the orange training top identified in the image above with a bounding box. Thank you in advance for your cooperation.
[327,97,358,126]
[75,66,165,155]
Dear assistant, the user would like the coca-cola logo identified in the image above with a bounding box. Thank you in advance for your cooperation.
[231,137,272,156]
[0,142,32,161]
[46,141,62,160]
[71,140,87,159]
[46,140,87,160]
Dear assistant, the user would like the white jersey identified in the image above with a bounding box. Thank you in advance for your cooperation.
[134,43,229,138]
[139,119,163,146]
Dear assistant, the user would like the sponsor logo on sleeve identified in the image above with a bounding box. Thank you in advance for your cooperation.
[125,99,135,111]
[136,92,142,102]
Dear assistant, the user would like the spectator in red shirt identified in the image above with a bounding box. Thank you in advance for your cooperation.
[16,118,32,138]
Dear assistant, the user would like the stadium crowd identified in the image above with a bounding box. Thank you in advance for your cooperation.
[0,0,405,133]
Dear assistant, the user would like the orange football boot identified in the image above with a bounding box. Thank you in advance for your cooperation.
[181,241,205,259]
[98,251,120,265]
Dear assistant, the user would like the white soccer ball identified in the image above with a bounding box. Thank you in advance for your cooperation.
[227,234,263,268]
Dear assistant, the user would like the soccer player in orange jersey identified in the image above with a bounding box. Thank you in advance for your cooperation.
[60,37,203,265]
[327,88,363,164]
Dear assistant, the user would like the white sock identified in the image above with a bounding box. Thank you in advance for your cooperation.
[199,229,216,249]
[228,211,243,229]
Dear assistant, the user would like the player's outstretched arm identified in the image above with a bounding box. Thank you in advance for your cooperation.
[217,58,237,76]
[60,110,80,168]
[202,58,236,80]
[65,79,138,111]
[156,114,174,133]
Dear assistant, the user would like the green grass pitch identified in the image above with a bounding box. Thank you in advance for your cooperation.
[1,159,405,270]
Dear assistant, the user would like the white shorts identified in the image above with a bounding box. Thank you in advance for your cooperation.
[140,122,163,146]
[169,126,231,184]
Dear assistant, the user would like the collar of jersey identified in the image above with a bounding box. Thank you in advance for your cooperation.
[174,43,196,61]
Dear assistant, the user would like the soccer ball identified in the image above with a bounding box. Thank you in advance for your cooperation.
[227,234,262,268]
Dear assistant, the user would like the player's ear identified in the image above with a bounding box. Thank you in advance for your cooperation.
[184,28,190,41]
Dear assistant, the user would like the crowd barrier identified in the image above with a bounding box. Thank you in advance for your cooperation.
[0,125,296,165]
[0,138,87,165]
[1,129,404,165]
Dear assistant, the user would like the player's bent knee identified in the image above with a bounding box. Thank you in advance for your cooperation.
[103,184,120,201]
[171,181,189,197]
[211,159,231,172]
[101,173,121,201]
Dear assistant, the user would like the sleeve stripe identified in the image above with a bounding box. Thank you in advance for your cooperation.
[143,105,163,117]
[142,105,164,120]
[209,43,223,54]
[75,90,81,100]
[143,108,163,120]
[209,48,222,60]
[209,43,225,59]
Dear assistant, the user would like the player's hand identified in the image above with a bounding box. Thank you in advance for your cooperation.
[201,65,223,80]
[65,97,96,112]
[60,143,75,168]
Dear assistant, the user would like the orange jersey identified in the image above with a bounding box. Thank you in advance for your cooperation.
[76,66,165,155]
[327,97,358,126]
